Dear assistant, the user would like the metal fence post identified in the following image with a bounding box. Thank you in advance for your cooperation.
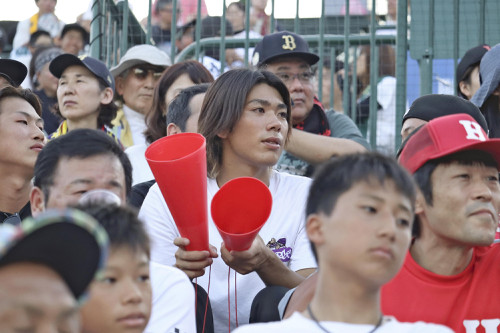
[90,0,102,59]
[419,0,434,96]
[343,0,351,118]
[368,0,378,149]
[395,0,408,147]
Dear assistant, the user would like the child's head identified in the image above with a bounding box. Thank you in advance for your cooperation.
[306,153,416,286]
[77,203,151,333]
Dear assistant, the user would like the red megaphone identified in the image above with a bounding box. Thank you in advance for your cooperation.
[145,133,209,251]
[211,177,272,251]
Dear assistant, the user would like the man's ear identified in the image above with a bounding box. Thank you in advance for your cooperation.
[306,213,325,247]
[166,123,182,136]
[458,81,471,98]
[115,76,125,96]
[53,36,62,47]
[30,186,46,217]
[414,189,426,216]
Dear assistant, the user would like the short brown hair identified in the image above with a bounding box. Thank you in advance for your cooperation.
[198,69,291,178]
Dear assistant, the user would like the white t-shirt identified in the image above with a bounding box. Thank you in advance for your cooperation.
[13,14,65,50]
[375,76,397,155]
[200,56,225,79]
[122,104,147,147]
[125,143,154,186]
[9,47,32,89]
[230,30,262,68]
[146,262,196,333]
[138,170,316,332]
[233,312,454,333]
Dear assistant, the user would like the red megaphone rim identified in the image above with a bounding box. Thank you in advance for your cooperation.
[211,177,273,238]
[145,132,205,163]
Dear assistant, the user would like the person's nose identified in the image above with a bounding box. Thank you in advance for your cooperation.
[471,178,494,202]
[287,74,305,92]
[266,111,283,133]
[121,279,144,305]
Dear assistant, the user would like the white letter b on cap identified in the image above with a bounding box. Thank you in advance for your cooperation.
[459,120,486,141]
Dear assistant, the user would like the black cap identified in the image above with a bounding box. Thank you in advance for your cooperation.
[0,209,109,302]
[402,94,488,132]
[200,16,233,39]
[60,23,89,44]
[176,18,196,39]
[49,54,115,91]
[456,44,490,97]
[0,59,28,87]
[252,31,320,67]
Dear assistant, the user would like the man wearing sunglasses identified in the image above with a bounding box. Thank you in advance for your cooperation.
[111,44,171,148]
[253,31,369,177]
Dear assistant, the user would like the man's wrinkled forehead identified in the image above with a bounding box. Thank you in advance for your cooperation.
[266,57,311,71]
[430,150,499,173]
[54,153,124,178]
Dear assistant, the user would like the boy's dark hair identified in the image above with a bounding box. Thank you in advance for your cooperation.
[307,152,416,261]
[166,83,209,132]
[33,129,132,200]
[76,203,150,257]
[155,0,173,15]
[412,149,498,238]
[29,30,51,47]
[227,1,245,13]
[0,86,42,117]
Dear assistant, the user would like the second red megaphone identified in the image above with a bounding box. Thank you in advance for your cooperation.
[145,133,209,251]
[211,177,273,252]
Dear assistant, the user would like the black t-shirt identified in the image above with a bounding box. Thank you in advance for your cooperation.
[34,89,62,135]
[0,201,31,225]
[151,25,172,44]
[127,180,156,209]
[481,95,500,138]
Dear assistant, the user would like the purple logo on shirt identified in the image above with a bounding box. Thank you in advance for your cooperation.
[266,237,292,262]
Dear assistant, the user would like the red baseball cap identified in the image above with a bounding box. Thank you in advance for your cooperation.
[399,113,500,174]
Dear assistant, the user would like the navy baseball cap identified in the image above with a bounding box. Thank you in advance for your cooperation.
[49,54,115,91]
[456,44,490,98]
[0,59,28,87]
[252,31,319,67]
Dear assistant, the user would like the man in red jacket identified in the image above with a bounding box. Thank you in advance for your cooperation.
[279,113,500,333]
[382,113,500,333]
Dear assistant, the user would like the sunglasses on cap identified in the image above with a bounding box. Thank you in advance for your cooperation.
[131,67,164,81]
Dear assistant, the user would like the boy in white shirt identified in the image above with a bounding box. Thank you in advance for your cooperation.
[235,153,453,333]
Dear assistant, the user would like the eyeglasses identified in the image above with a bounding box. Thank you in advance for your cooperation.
[275,71,314,84]
[132,67,164,81]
